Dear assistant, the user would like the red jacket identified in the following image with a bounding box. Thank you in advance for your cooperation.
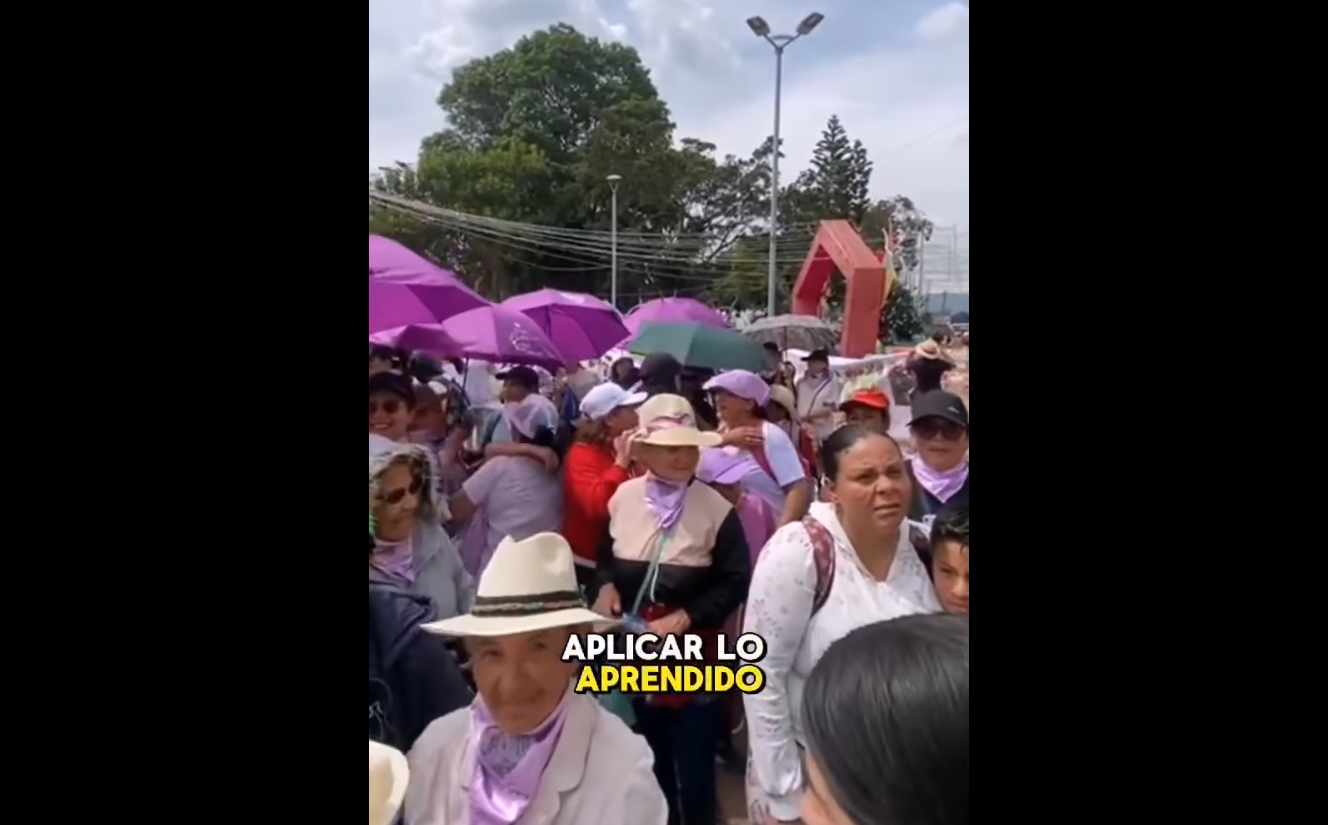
[561,442,630,564]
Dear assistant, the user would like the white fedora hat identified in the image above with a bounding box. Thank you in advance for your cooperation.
[635,394,722,448]
[421,532,616,637]
[369,740,408,825]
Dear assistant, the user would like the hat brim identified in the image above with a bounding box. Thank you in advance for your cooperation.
[369,742,409,825]
[843,397,890,412]
[421,607,618,638]
[908,410,968,428]
[638,429,723,448]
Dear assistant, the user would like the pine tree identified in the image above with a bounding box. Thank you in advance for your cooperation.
[798,115,873,224]
[882,280,924,343]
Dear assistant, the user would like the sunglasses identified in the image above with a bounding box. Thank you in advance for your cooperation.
[911,418,966,441]
[378,474,425,505]
[369,399,404,416]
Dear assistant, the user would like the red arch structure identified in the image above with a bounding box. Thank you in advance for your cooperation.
[791,220,892,358]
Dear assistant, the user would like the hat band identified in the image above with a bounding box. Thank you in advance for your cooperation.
[470,589,585,617]
[645,415,696,435]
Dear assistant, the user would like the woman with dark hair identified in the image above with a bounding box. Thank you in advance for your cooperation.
[800,615,969,825]
[743,426,940,825]
[610,356,640,389]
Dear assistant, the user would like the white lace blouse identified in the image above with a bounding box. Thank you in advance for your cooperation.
[741,502,942,821]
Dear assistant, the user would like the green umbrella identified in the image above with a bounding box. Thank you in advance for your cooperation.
[627,322,770,373]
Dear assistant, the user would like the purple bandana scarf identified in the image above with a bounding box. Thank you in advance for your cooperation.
[369,537,415,583]
[644,474,689,532]
[469,691,572,825]
[912,459,969,503]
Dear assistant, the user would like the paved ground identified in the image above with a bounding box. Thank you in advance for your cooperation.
[719,765,750,824]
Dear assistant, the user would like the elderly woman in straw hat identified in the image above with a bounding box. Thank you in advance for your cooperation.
[594,394,752,825]
[405,532,668,825]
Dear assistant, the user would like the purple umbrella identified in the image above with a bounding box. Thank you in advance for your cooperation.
[437,305,566,368]
[623,298,730,337]
[368,324,459,356]
[501,289,629,362]
[368,235,489,333]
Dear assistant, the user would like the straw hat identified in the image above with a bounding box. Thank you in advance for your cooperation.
[767,385,797,421]
[916,340,942,359]
[635,394,722,448]
[421,532,616,637]
[369,740,408,825]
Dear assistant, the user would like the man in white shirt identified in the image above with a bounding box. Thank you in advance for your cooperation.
[463,360,499,410]
[795,349,842,444]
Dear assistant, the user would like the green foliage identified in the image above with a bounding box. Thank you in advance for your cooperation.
[882,281,925,343]
[370,24,944,318]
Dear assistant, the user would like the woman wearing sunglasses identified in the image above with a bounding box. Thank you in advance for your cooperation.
[369,436,475,621]
[369,371,417,442]
[906,391,970,523]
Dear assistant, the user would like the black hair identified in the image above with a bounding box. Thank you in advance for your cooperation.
[821,424,901,480]
[930,507,969,560]
[614,366,640,390]
[517,426,567,460]
[763,342,780,354]
[406,352,444,384]
[610,357,636,379]
[931,331,946,344]
[369,344,404,367]
[802,615,969,825]
[368,372,418,409]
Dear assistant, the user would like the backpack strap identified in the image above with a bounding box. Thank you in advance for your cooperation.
[801,517,836,615]
[751,444,776,481]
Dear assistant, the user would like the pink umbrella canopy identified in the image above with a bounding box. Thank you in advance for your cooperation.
[368,235,489,334]
[501,289,629,362]
[622,298,730,337]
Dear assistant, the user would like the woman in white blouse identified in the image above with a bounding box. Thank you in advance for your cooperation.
[742,425,941,825]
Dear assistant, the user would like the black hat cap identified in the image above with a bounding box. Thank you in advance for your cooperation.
[494,365,540,390]
[909,391,969,428]
[803,348,831,363]
[639,352,682,385]
[368,371,416,405]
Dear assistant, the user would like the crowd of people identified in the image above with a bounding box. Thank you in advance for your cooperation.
[368,337,970,825]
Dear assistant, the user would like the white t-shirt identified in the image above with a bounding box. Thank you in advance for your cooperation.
[464,361,499,410]
[462,456,564,567]
[735,422,806,512]
[795,374,843,442]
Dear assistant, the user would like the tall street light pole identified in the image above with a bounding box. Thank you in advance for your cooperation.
[746,12,824,318]
[607,174,622,311]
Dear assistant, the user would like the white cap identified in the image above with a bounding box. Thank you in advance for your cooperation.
[580,383,647,421]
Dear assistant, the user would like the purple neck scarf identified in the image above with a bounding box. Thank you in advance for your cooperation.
[369,537,415,583]
[644,474,689,532]
[913,459,969,503]
[469,691,572,825]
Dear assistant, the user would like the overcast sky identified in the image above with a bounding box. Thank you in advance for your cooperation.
[369,1,969,229]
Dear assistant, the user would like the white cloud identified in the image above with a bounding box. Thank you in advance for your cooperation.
[369,1,969,228]
[914,2,970,43]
